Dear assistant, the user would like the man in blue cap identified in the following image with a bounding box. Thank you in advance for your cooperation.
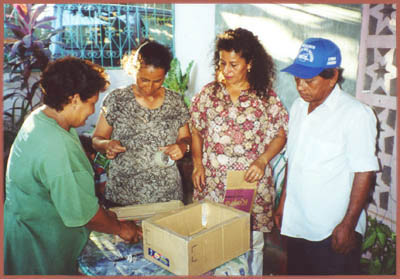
[274,38,379,275]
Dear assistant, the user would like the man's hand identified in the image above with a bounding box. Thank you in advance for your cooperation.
[331,221,357,254]
[273,206,284,230]
[332,171,375,254]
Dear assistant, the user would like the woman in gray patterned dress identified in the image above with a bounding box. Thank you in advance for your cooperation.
[92,41,191,206]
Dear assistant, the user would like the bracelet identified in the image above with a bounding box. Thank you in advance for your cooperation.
[179,143,190,153]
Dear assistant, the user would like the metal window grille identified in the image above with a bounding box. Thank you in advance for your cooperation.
[52,4,174,68]
[4,3,174,68]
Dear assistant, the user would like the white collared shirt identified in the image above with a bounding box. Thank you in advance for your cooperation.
[282,85,379,241]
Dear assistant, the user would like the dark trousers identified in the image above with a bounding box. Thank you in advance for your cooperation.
[286,233,362,275]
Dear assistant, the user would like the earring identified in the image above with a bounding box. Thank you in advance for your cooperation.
[247,68,251,72]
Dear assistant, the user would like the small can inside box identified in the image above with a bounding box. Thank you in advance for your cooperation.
[142,200,250,276]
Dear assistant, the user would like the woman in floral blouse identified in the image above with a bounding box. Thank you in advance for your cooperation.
[190,28,288,275]
[92,40,191,206]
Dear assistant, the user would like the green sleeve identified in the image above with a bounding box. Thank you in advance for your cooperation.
[47,170,99,227]
[38,129,100,227]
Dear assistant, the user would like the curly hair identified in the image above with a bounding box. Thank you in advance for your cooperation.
[214,28,276,98]
[121,40,173,76]
[40,56,109,111]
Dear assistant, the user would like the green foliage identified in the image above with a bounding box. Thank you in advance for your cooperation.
[3,4,63,140]
[360,216,396,275]
[3,4,63,173]
[163,58,194,107]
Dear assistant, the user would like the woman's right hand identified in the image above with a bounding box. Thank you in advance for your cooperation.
[118,221,143,243]
[105,140,126,159]
[192,164,206,192]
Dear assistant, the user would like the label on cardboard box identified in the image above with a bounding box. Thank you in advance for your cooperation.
[148,248,170,267]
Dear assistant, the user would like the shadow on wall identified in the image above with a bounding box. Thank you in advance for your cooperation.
[215,3,362,110]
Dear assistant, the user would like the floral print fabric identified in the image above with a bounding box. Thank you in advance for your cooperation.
[190,82,288,232]
[102,85,190,205]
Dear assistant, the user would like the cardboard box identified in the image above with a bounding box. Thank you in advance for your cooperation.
[142,200,250,275]
[110,200,184,221]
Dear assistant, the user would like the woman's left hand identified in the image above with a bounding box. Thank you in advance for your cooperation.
[244,158,267,183]
[160,143,185,161]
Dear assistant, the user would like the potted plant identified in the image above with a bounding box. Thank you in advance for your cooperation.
[163,57,194,107]
[163,57,194,204]
[360,216,396,275]
[3,4,64,176]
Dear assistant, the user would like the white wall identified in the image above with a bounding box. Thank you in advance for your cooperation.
[174,4,216,101]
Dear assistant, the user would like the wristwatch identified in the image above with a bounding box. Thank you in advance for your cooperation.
[184,143,190,153]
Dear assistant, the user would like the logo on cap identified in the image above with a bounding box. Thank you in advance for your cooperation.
[327,57,337,65]
[297,46,314,63]
[280,38,341,79]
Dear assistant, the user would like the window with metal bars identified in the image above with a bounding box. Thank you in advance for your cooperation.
[4,3,174,68]
[52,4,174,68]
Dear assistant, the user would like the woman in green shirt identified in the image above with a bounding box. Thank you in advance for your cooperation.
[4,57,142,275]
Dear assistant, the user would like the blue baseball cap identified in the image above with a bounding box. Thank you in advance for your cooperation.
[281,38,341,79]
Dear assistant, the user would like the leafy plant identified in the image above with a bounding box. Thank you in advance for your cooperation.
[3,4,64,182]
[360,216,396,275]
[3,4,63,150]
[163,58,194,107]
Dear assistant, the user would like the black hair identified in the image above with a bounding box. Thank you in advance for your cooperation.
[40,56,109,111]
[213,28,275,98]
[138,40,173,72]
[121,40,173,75]
[319,68,344,88]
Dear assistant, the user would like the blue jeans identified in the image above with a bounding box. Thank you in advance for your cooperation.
[286,233,362,275]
